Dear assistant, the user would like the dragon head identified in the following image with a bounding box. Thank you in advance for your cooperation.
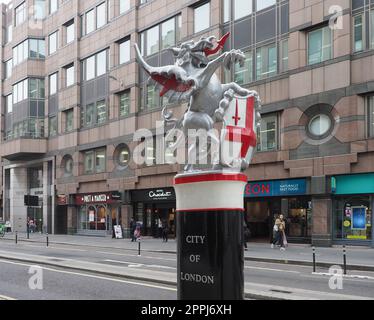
[169,32,230,69]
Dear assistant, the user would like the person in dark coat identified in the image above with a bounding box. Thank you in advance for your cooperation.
[162,220,169,243]
[243,221,251,251]
[130,218,136,242]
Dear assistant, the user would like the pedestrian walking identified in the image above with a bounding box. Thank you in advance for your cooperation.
[162,220,169,243]
[243,221,251,251]
[130,218,136,242]
[279,214,287,251]
[134,225,141,241]
[271,215,281,249]
[158,218,163,238]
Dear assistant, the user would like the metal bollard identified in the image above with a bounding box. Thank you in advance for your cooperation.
[343,245,347,275]
[138,239,141,256]
[46,233,49,247]
[312,246,316,273]
[15,231,18,244]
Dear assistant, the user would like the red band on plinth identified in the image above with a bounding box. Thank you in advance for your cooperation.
[174,173,247,185]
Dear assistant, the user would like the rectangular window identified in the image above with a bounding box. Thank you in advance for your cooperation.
[161,18,175,49]
[49,73,58,96]
[49,0,58,14]
[256,0,276,12]
[5,59,12,79]
[29,39,45,59]
[13,79,29,104]
[96,100,107,124]
[15,2,26,26]
[49,31,58,55]
[66,21,75,44]
[371,11,374,48]
[86,9,95,34]
[257,114,278,152]
[120,91,130,116]
[147,25,159,56]
[120,0,130,14]
[6,94,13,113]
[96,50,107,76]
[308,26,332,65]
[147,84,159,110]
[84,149,106,174]
[119,39,130,64]
[95,149,106,173]
[85,56,95,81]
[223,0,230,23]
[65,109,74,132]
[256,43,277,80]
[85,103,95,126]
[49,116,57,137]
[194,2,210,33]
[65,64,74,87]
[34,0,46,19]
[280,39,289,72]
[369,96,374,137]
[234,51,252,85]
[84,151,94,174]
[96,2,107,29]
[354,15,364,52]
[7,25,13,43]
[234,0,252,20]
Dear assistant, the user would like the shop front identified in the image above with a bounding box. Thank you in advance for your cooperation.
[244,178,312,243]
[131,188,176,238]
[74,191,122,236]
[332,174,374,246]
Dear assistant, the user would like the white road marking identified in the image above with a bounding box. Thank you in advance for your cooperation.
[96,251,176,261]
[104,259,176,270]
[0,259,176,292]
[0,294,16,300]
[313,272,374,281]
[245,266,300,274]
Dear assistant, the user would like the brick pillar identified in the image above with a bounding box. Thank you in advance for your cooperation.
[312,197,332,247]
[9,167,28,232]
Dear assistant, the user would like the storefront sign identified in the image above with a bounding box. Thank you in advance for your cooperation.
[131,188,176,202]
[75,192,121,205]
[244,179,307,198]
[332,173,374,195]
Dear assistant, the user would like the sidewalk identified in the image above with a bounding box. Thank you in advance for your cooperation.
[2,233,374,271]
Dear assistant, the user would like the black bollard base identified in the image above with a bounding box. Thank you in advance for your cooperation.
[174,172,246,300]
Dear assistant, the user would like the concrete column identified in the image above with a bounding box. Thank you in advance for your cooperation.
[43,162,48,233]
[9,167,28,233]
[312,197,332,247]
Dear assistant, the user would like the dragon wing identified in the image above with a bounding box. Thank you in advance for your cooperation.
[135,44,196,104]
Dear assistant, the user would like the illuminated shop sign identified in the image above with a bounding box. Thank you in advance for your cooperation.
[244,179,307,197]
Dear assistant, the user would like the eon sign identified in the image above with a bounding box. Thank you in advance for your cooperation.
[244,179,307,198]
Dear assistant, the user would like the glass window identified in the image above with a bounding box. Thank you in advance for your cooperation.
[308,114,332,137]
[120,0,130,14]
[6,95,13,113]
[119,39,130,64]
[96,100,107,124]
[15,2,26,26]
[194,2,210,33]
[334,197,372,241]
[5,59,12,79]
[29,78,38,98]
[66,65,74,87]
[120,91,130,116]
[161,18,175,49]
[84,151,95,174]
[354,15,364,52]
[65,109,74,132]
[64,156,73,175]
[256,43,277,80]
[147,84,159,110]
[371,11,374,48]
[118,146,130,167]
[223,0,230,23]
[49,31,58,55]
[66,21,75,44]
[85,56,95,81]
[280,39,289,72]
[147,25,159,55]
[257,114,277,152]
[49,0,58,14]
[7,25,13,43]
[29,39,38,58]
[96,2,107,29]
[234,51,252,84]
[35,0,45,19]
[49,73,58,96]
[49,116,57,137]
[96,149,106,173]
[86,9,95,34]
[308,26,332,65]
[234,0,252,20]
[85,103,95,126]
[96,50,107,76]
[368,96,374,137]
[256,0,276,12]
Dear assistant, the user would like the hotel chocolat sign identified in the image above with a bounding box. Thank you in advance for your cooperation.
[75,192,121,205]
[131,188,176,202]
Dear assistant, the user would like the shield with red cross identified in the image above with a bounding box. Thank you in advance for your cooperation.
[221,95,258,168]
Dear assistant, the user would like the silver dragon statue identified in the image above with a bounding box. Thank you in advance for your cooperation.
[135,33,261,172]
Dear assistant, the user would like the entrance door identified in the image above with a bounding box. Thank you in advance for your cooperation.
[55,206,68,234]
[27,207,43,233]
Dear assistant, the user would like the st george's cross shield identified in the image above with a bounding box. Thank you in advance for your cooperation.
[221,95,258,168]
